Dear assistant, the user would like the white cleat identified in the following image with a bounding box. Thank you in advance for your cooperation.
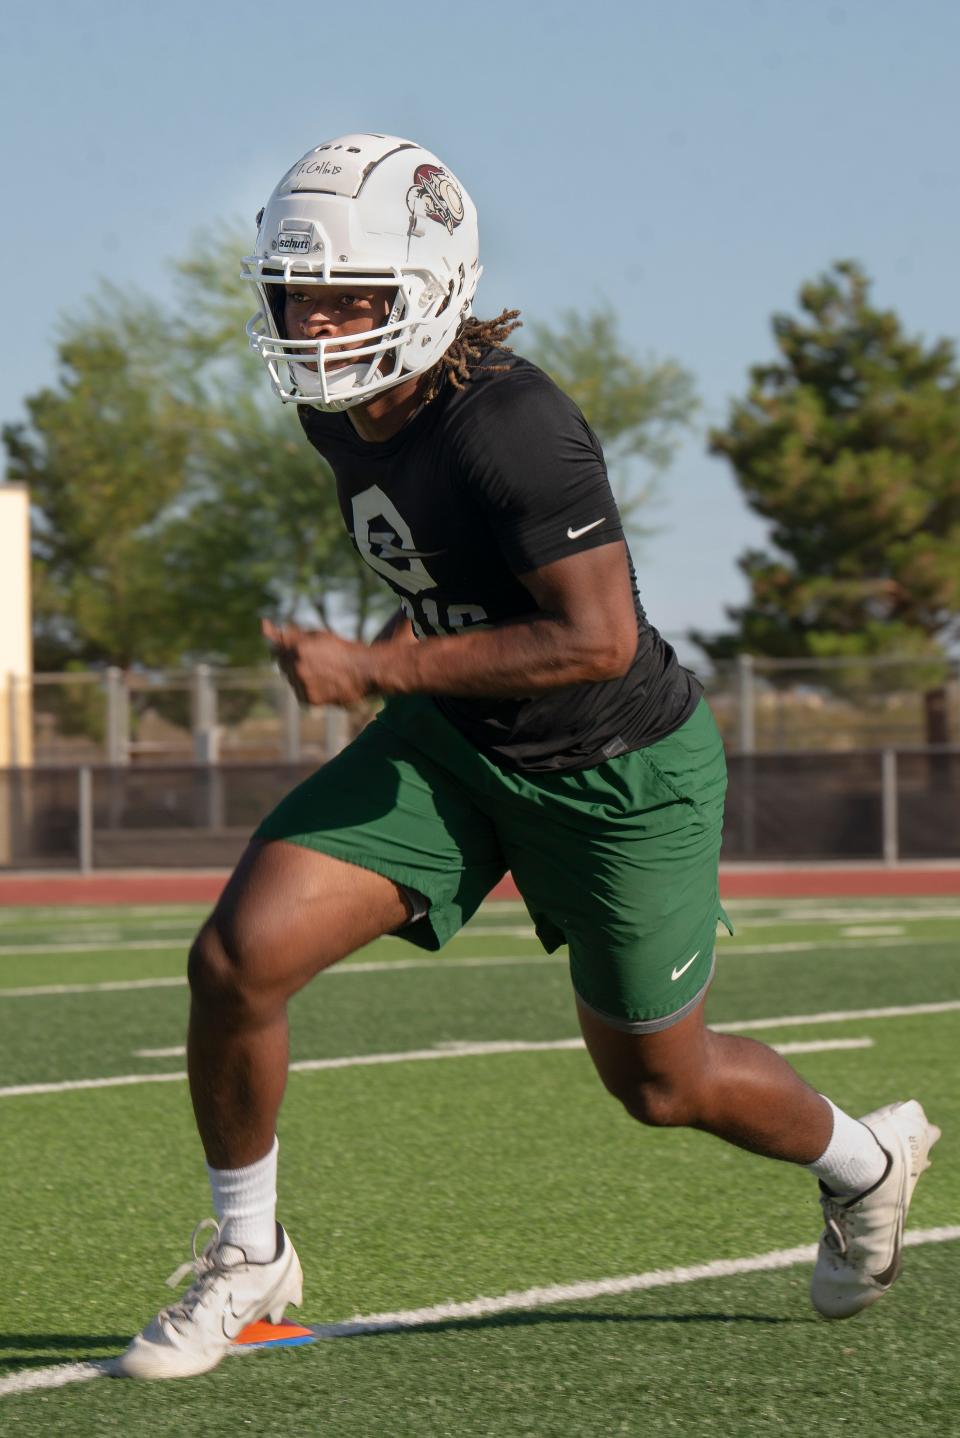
[811,1099,940,1320]
[113,1218,303,1379]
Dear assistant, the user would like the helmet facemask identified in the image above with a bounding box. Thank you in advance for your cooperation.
[246,266,416,412]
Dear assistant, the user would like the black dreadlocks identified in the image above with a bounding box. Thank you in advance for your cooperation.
[421,309,523,405]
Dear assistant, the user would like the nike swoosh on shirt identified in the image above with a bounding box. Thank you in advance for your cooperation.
[566,518,606,540]
[671,950,701,981]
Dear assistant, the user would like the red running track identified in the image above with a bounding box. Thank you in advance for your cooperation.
[1,865,960,906]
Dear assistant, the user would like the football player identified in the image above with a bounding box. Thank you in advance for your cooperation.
[117,134,938,1379]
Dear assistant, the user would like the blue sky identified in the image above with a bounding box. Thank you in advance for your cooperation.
[2,0,957,662]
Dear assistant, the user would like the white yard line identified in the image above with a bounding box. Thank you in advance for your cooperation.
[306,1225,960,1339]
[0,933,955,997]
[729,905,960,924]
[0,905,207,922]
[0,955,553,998]
[0,937,536,961]
[0,939,189,957]
[711,999,960,1032]
[9,993,957,1098]
[340,954,549,973]
[4,899,960,958]
[0,1022,906,1099]
[764,1038,873,1055]
[133,1036,875,1062]
[1,977,190,998]
[3,1225,958,1397]
[0,1071,192,1097]
[720,936,948,954]
[0,898,957,944]
[0,1362,108,1397]
[0,925,538,955]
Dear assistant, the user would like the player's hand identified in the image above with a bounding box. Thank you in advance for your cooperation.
[261,619,376,706]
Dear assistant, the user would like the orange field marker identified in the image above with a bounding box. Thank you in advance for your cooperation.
[232,1319,317,1348]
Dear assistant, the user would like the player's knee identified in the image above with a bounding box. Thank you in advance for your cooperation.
[188,923,235,1006]
[614,1076,699,1129]
[187,921,267,1018]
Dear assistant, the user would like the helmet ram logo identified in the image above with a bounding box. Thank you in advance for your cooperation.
[407,163,465,234]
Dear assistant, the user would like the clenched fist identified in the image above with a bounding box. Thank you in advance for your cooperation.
[262,620,378,707]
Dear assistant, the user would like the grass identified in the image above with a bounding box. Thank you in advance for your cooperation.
[0,897,958,1435]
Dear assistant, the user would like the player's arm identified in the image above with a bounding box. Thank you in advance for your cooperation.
[374,540,637,696]
[263,541,637,705]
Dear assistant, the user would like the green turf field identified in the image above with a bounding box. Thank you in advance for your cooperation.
[0,897,958,1435]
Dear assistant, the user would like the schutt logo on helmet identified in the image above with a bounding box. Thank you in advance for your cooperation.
[406,164,465,235]
[275,232,312,253]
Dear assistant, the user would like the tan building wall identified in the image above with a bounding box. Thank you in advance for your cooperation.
[0,485,32,863]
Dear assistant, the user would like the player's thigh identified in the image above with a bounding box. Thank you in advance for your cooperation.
[575,987,713,1106]
[201,839,414,1003]
[501,699,729,1031]
[248,710,505,956]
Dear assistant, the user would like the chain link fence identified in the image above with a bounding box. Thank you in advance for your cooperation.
[0,763,319,871]
[12,667,356,767]
[705,654,960,753]
[1,655,959,869]
[5,655,958,768]
[2,745,958,871]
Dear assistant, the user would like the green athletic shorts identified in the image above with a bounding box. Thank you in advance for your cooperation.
[255,694,731,1032]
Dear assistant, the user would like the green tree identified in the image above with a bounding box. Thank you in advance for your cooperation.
[698,261,960,742]
[1,252,387,669]
[158,397,392,652]
[2,300,195,670]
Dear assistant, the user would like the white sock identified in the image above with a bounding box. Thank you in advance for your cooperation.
[806,1098,888,1197]
[206,1136,279,1263]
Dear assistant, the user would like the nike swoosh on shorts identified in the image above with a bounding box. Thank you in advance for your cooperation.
[671,950,701,981]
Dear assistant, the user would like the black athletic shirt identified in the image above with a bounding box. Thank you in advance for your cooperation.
[298,349,701,771]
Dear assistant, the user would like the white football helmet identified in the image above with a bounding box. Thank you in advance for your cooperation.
[241,133,481,411]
